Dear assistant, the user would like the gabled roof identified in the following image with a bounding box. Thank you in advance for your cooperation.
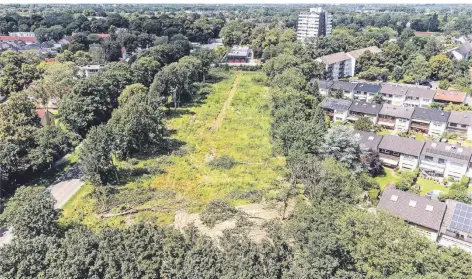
[454,41,472,57]
[322,97,352,111]
[448,111,472,126]
[421,140,472,165]
[434,89,467,103]
[378,135,425,157]
[406,87,435,99]
[354,82,381,93]
[379,104,414,119]
[347,46,382,59]
[349,100,382,115]
[331,81,357,91]
[314,80,333,90]
[354,130,382,152]
[318,52,351,65]
[411,107,450,123]
[379,83,409,96]
[378,188,446,231]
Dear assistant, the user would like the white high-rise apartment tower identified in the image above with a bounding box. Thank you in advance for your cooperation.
[296,7,332,43]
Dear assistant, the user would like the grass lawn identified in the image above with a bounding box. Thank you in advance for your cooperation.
[61,71,288,229]
[417,178,450,196]
[377,129,392,136]
[374,167,396,191]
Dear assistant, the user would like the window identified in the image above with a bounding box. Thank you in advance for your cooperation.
[425,156,434,161]
[390,195,398,202]
[409,200,417,207]
[392,152,400,156]
[450,123,458,127]
[438,158,445,164]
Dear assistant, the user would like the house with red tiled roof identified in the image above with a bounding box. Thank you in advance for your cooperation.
[434,89,467,104]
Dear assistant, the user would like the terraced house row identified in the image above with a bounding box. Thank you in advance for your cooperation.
[315,80,468,107]
[353,130,472,181]
[322,98,472,139]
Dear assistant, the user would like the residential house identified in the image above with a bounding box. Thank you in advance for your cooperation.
[80,65,102,77]
[419,141,472,180]
[8,32,35,37]
[404,87,435,108]
[379,83,408,106]
[313,80,333,96]
[330,80,357,99]
[377,104,414,132]
[377,188,447,241]
[434,89,467,104]
[353,83,381,102]
[410,107,450,137]
[449,41,472,61]
[347,100,382,123]
[447,111,472,140]
[354,130,382,152]
[346,46,382,76]
[316,52,352,81]
[378,135,425,170]
[226,46,253,65]
[321,98,352,122]
[438,200,472,252]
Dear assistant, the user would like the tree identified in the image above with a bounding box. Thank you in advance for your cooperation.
[371,93,385,104]
[429,54,453,81]
[150,56,202,108]
[108,85,164,159]
[263,54,301,81]
[132,57,161,87]
[272,67,307,91]
[0,186,60,238]
[220,20,254,46]
[354,116,376,131]
[192,48,216,82]
[439,80,450,90]
[392,65,404,81]
[79,125,118,185]
[322,126,362,171]
[407,55,431,84]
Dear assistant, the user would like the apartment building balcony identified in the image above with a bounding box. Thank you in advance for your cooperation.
[410,121,429,133]
[379,153,400,167]
[419,160,445,174]
[378,116,395,128]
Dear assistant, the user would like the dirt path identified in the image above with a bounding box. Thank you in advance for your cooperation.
[210,72,241,133]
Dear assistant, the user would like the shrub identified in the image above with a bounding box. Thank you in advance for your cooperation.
[201,200,238,227]
[368,189,379,205]
[208,155,237,169]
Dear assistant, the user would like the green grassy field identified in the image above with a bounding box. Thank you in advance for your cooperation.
[61,71,288,229]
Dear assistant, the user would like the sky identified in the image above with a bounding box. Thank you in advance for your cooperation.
[2,0,472,4]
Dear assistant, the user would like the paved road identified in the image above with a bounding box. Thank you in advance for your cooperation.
[0,164,83,247]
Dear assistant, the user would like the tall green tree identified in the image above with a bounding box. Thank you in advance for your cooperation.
[79,125,118,185]
[0,186,60,238]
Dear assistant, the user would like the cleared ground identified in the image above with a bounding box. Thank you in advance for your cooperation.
[61,71,288,229]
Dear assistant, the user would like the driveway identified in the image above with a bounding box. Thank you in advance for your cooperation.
[0,164,83,246]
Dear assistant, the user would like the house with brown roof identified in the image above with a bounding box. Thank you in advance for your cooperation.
[447,111,472,140]
[378,188,447,241]
[378,135,425,170]
[330,80,357,99]
[379,83,408,106]
[377,104,414,132]
[434,89,467,104]
[316,52,353,81]
[404,86,435,108]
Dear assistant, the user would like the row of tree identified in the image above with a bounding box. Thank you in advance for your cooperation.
[1,181,471,278]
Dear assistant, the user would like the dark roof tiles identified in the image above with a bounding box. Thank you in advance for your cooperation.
[378,135,425,157]
[412,107,450,123]
[378,188,447,231]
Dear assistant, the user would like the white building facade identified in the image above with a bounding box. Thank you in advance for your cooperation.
[297,7,332,42]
